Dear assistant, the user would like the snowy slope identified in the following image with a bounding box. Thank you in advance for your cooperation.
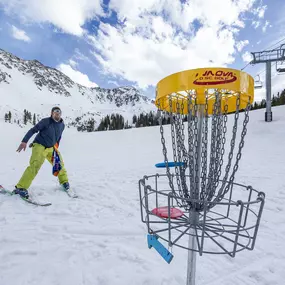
[0,106,284,285]
[0,49,156,128]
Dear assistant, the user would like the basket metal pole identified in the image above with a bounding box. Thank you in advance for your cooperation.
[186,104,205,285]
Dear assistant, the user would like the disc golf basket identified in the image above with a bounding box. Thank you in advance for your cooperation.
[138,68,265,285]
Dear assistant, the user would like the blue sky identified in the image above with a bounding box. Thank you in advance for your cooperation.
[0,0,284,100]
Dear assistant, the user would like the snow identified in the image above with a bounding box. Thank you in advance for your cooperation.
[0,49,156,129]
[0,105,285,285]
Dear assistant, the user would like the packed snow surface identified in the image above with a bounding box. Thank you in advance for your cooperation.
[0,106,284,285]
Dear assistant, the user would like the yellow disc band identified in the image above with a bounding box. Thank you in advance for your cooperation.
[155,68,254,115]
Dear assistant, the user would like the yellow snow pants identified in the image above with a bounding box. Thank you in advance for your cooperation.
[16,143,68,190]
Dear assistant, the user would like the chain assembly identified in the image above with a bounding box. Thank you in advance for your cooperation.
[157,90,250,212]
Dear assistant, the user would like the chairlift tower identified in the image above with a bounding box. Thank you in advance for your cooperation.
[250,44,285,122]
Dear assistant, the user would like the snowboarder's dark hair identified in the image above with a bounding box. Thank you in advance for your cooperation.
[51,107,61,113]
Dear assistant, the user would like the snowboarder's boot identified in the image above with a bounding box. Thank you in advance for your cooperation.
[62,182,70,191]
[61,182,77,198]
[13,187,29,199]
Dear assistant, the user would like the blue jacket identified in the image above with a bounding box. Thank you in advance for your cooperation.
[22,117,65,148]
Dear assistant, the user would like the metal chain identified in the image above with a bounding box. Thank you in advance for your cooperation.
[169,98,183,202]
[178,99,190,203]
[180,100,189,164]
[212,96,228,192]
[218,98,250,200]
[199,91,209,203]
[214,93,240,199]
[174,98,189,206]
[205,90,219,200]
[157,90,250,212]
[212,92,223,191]
[158,99,175,194]
[210,94,250,207]
[187,92,195,210]
[193,96,200,210]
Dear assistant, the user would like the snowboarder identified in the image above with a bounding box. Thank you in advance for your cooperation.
[14,107,69,199]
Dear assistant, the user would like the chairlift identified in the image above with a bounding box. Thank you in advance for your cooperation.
[254,75,263,89]
[280,44,285,59]
[276,61,285,74]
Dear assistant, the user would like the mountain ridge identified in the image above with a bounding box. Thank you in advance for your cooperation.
[0,48,155,130]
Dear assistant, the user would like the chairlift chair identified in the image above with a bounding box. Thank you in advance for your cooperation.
[276,61,285,74]
[276,44,285,74]
[254,75,263,89]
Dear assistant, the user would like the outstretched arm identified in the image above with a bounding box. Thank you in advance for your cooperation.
[16,119,48,152]
[22,119,48,143]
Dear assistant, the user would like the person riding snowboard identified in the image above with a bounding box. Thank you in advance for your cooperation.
[14,107,70,199]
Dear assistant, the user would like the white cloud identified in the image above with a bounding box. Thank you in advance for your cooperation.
[0,0,270,90]
[69,59,78,68]
[0,0,103,36]
[11,25,31,42]
[108,80,119,87]
[242,51,253,63]
[251,4,268,31]
[253,5,267,18]
[262,20,270,33]
[73,48,97,67]
[109,0,253,32]
[236,40,249,52]
[252,21,260,29]
[89,0,263,88]
[57,64,98,88]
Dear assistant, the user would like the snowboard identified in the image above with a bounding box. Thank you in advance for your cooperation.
[0,185,52,207]
[60,185,78,198]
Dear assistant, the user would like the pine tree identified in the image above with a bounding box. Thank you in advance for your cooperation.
[149,111,154,126]
[280,89,285,105]
[87,118,95,132]
[139,114,144,127]
[253,102,258,110]
[120,114,124,129]
[144,113,149,126]
[97,119,104,131]
[154,112,160,126]
[109,114,113,130]
[115,114,119,129]
[272,95,277,107]
[260,99,266,109]
[104,117,107,130]
[4,113,8,122]
[125,120,129,129]
[23,110,28,125]
[28,111,32,122]
[33,114,36,125]
[8,111,12,123]
[110,114,114,130]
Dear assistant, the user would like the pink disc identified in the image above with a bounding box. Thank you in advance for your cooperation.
[151,206,184,219]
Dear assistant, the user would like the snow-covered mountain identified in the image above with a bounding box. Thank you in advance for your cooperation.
[0,49,156,129]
